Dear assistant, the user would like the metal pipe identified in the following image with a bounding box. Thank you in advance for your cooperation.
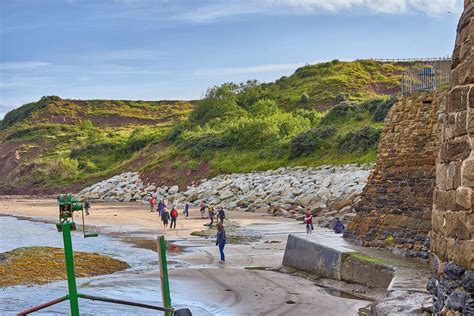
[16,295,69,315]
[158,236,173,316]
[78,294,174,312]
[62,222,80,315]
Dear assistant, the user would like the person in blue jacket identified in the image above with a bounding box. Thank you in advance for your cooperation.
[216,223,226,263]
[333,217,345,234]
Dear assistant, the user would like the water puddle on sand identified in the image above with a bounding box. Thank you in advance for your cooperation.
[323,288,364,300]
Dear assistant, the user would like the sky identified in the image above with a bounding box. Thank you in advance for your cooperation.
[0,0,464,119]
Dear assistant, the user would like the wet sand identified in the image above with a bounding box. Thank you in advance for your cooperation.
[0,197,372,315]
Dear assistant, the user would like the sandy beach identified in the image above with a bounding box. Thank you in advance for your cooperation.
[0,197,373,315]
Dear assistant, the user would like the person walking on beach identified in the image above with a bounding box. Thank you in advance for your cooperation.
[149,196,156,212]
[208,204,215,228]
[216,223,226,263]
[158,199,165,216]
[184,202,189,218]
[217,207,226,224]
[170,207,178,229]
[333,217,345,234]
[199,201,206,219]
[161,208,170,229]
[84,198,91,216]
[304,208,313,234]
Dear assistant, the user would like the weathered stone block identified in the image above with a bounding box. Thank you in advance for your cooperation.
[432,208,445,235]
[446,238,474,268]
[437,162,462,190]
[431,231,448,262]
[456,186,472,210]
[439,137,471,163]
[462,158,474,187]
[448,86,470,113]
[451,59,474,86]
[444,211,471,240]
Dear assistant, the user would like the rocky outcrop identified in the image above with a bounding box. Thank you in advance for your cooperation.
[344,91,444,259]
[78,164,372,225]
[428,1,474,315]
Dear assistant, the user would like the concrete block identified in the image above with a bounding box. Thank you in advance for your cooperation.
[282,234,348,280]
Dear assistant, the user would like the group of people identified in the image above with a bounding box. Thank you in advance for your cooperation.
[198,201,226,228]
[150,198,227,263]
[149,196,190,230]
[304,208,345,235]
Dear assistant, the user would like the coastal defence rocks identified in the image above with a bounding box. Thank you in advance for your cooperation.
[344,91,445,259]
[77,164,372,226]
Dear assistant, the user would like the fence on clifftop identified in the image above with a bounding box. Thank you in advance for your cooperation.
[400,58,451,96]
[358,57,452,96]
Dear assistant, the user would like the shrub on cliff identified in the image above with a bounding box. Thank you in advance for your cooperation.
[319,101,359,125]
[179,133,228,157]
[372,97,397,122]
[190,83,244,124]
[338,126,381,153]
[289,127,336,158]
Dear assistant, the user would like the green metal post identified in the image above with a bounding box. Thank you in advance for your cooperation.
[62,222,80,316]
[157,236,172,316]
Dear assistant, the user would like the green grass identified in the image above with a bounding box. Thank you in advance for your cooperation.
[0,60,409,190]
[349,252,390,265]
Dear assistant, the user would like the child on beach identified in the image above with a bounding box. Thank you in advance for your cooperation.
[216,223,226,263]
[161,208,170,229]
[304,209,313,234]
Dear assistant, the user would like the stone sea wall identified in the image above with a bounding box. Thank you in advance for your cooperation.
[344,91,444,259]
[428,1,474,314]
[78,164,372,226]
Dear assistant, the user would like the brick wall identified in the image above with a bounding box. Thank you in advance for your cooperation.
[344,91,444,259]
[428,1,474,314]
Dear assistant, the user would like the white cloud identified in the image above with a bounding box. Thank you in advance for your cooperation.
[266,0,457,15]
[194,62,307,76]
[0,62,50,70]
[177,0,459,22]
[84,48,167,62]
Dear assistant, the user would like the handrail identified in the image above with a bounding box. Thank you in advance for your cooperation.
[16,296,69,315]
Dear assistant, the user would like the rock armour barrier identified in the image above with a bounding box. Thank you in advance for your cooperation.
[78,164,371,226]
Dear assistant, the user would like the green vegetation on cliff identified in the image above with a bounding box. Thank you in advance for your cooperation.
[0,60,403,192]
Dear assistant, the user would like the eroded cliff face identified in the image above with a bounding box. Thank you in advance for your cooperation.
[344,91,444,259]
[428,1,474,314]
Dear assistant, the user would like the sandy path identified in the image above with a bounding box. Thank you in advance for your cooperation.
[0,197,372,315]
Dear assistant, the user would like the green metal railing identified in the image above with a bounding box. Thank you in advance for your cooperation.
[17,194,190,316]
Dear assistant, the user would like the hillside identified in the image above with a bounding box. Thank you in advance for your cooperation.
[0,60,405,194]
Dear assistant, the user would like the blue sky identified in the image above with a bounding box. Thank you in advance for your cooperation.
[0,0,463,118]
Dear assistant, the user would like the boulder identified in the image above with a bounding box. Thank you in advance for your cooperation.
[168,185,179,195]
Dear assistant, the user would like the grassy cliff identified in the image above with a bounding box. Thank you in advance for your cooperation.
[0,60,405,193]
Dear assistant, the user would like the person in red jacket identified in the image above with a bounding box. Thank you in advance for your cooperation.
[149,196,156,212]
[304,208,313,234]
[170,207,178,229]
